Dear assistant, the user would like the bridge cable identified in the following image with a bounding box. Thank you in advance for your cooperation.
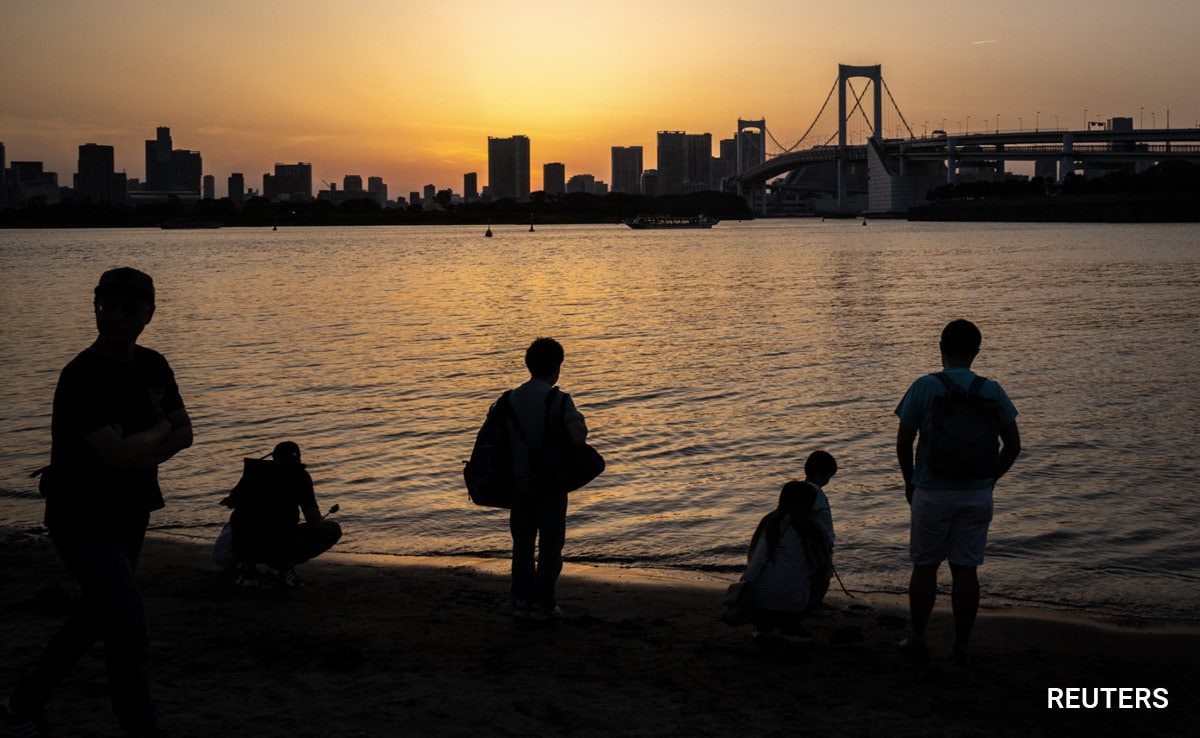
[882,77,916,139]
[765,77,839,154]
[845,80,877,138]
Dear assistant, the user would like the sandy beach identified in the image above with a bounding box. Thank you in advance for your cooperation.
[2,526,1196,737]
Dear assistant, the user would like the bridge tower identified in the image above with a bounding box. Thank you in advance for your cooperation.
[837,64,883,212]
[736,119,766,210]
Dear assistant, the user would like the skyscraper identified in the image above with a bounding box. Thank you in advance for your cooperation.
[171,150,202,195]
[566,173,595,194]
[344,174,363,192]
[228,173,245,204]
[542,162,565,195]
[611,146,643,194]
[714,138,737,188]
[75,143,125,205]
[263,163,312,201]
[368,176,387,205]
[145,126,172,190]
[487,135,530,201]
[656,131,687,195]
[464,172,478,201]
[202,174,215,200]
[685,133,713,191]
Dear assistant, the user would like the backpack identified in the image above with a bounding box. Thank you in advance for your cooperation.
[221,457,304,558]
[926,372,1003,480]
[463,388,604,507]
[463,391,515,508]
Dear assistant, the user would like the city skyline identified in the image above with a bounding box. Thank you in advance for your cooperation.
[3,1,1198,197]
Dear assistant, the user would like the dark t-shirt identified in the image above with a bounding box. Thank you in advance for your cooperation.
[46,345,185,536]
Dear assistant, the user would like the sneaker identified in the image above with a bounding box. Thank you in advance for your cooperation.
[512,600,531,620]
[234,562,260,588]
[2,694,50,738]
[267,567,303,589]
[951,642,973,666]
[898,636,930,663]
[780,625,814,644]
[529,604,563,622]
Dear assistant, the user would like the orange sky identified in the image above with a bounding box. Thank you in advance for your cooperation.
[3,0,1197,197]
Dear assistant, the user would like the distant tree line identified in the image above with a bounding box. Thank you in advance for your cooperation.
[0,190,754,228]
[926,161,1200,203]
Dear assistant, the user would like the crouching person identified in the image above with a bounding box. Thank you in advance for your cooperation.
[219,441,341,588]
[743,480,832,644]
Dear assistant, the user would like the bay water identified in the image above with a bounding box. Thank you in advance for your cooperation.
[1,220,1197,619]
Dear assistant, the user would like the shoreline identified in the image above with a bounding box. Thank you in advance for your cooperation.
[3,526,1197,737]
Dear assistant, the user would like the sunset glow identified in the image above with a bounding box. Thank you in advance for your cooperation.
[3,0,1197,196]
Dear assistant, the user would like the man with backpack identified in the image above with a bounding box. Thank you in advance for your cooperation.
[506,338,588,622]
[895,319,1021,663]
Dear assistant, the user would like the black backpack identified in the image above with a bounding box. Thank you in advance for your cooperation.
[926,372,1003,480]
[221,457,304,559]
[513,388,604,497]
[463,391,515,508]
[463,388,604,507]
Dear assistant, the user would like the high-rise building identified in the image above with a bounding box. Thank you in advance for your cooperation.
[685,133,713,192]
[10,161,60,205]
[145,126,173,190]
[202,174,215,200]
[368,176,387,205]
[611,146,643,194]
[656,131,687,195]
[488,135,530,201]
[143,126,203,195]
[171,150,202,194]
[0,141,7,207]
[714,138,737,188]
[263,162,312,201]
[543,162,565,195]
[464,172,478,201]
[228,173,245,203]
[641,169,660,197]
[75,143,126,206]
[566,173,595,194]
[344,174,363,192]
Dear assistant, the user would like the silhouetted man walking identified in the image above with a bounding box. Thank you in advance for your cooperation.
[4,268,193,737]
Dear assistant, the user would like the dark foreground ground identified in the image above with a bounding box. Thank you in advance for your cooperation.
[2,527,1197,737]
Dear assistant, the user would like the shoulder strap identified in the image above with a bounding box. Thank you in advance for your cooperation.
[932,372,960,393]
[933,371,988,395]
[508,388,558,451]
[541,387,563,447]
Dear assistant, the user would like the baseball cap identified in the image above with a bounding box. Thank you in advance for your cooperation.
[272,441,302,461]
[95,267,155,303]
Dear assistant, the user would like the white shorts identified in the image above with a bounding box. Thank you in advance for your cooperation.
[909,486,994,567]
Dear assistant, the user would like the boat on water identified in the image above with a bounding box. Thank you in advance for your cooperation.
[623,215,719,230]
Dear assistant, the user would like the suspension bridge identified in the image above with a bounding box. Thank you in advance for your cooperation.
[728,64,1200,215]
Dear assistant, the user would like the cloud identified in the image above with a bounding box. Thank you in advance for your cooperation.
[972,39,999,45]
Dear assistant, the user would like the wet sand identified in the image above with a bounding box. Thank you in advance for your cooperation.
[2,526,1197,737]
